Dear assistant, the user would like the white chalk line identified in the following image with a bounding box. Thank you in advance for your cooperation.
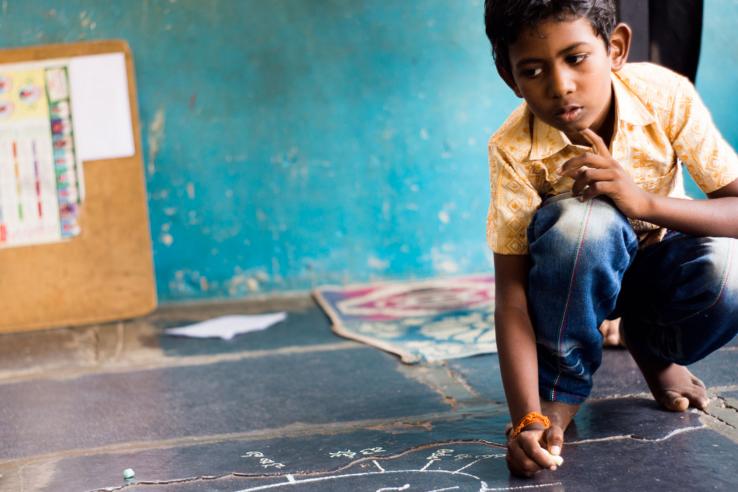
[376,484,410,492]
[373,460,386,472]
[482,482,563,491]
[234,468,483,491]
[453,454,505,474]
[452,459,483,474]
[420,459,437,471]
[425,487,460,492]
[568,424,704,446]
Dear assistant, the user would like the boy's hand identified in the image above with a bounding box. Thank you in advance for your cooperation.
[506,424,564,477]
[560,128,650,218]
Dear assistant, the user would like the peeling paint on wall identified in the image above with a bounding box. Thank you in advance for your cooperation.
[429,246,460,275]
[147,108,166,176]
[79,10,96,30]
[228,269,270,297]
[368,256,389,271]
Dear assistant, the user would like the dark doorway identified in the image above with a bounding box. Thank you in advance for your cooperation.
[617,0,703,83]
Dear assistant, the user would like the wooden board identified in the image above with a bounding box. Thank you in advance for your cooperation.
[0,40,156,333]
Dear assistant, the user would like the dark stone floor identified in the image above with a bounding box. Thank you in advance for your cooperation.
[1,296,737,492]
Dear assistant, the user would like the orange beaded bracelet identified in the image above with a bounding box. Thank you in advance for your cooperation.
[509,411,551,440]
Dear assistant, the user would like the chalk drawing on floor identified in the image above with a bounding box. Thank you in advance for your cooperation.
[233,445,562,492]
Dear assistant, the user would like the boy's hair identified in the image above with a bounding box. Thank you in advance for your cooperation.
[484,0,617,78]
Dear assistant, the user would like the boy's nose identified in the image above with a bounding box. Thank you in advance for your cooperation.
[549,68,575,98]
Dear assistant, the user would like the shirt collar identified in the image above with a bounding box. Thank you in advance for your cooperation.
[611,70,655,126]
[528,112,572,161]
[527,71,655,161]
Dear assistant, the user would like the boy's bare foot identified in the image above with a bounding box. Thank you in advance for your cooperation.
[599,318,624,347]
[637,360,709,411]
[623,333,709,411]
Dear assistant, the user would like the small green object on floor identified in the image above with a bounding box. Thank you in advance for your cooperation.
[123,468,135,480]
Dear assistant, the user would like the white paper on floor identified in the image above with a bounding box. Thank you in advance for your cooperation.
[165,313,287,340]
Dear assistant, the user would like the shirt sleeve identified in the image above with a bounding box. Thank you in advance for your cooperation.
[486,142,541,255]
[668,77,738,193]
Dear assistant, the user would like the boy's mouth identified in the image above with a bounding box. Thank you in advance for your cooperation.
[554,105,583,123]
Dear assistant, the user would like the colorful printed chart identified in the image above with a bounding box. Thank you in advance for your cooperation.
[0,60,83,248]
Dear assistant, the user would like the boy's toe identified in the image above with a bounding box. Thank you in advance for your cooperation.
[687,386,709,410]
[660,390,690,412]
[692,395,709,410]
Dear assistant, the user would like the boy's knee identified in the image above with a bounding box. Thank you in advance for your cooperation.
[702,238,738,327]
[653,237,738,363]
[688,236,738,308]
[710,237,738,297]
[529,194,635,256]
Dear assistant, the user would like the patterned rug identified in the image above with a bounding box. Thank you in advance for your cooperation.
[313,275,496,364]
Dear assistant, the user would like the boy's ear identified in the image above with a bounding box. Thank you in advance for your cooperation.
[609,23,632,71]
[499,67,523,98]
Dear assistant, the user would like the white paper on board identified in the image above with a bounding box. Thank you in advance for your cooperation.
[165,313,288,340]
[68,53,135,161]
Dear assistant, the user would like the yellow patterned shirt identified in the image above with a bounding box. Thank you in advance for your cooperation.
[486,62,738,255]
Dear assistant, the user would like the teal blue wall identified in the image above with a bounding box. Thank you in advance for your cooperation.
[0,0,517,302]
[696,0,738,181]
[0,1,735,302]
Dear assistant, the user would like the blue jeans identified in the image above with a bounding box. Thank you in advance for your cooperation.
[527,193,738,404]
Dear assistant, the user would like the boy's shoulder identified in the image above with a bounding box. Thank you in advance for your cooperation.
[615,62,695,133]
[615,62,690,96]
[488,102,532,162]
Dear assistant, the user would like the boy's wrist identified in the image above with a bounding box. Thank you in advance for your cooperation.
[635,189,657,220]
[509,411,551,440]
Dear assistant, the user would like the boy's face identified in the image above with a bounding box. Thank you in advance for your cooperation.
[506,17,620,144]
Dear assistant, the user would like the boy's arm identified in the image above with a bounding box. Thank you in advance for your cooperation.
[563,129,738,237]
[494,253,540,422]
[637,178,738,237]
[494,253,562,476]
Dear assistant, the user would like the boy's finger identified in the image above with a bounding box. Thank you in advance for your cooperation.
[579,128,610,156]
[507,443,542,477]
[546,426,565,456]
[571,168,613,195]
[560,153,609,175]
[520,435,558,469]
[580,180,615,201]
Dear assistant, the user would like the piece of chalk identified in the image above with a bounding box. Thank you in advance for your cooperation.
[544,449,564,467]
[123,468,135,480]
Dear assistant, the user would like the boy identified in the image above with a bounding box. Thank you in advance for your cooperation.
[483,0,738,478]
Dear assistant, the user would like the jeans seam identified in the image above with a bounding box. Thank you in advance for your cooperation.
[550,199,594,401]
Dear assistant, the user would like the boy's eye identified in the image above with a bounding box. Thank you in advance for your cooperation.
[520,67,543,79]
[566,53,588,64]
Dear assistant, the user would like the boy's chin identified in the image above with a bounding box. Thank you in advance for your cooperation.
[540,114,593,140]
[560,122,591,138]
[544,116,590,134]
